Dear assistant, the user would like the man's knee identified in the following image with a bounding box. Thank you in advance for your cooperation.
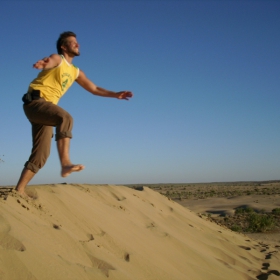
[24,160,47,173]
[58,110,73,126]
[25,144,51,173]
[55,131,73,141]
[55,111,73,141]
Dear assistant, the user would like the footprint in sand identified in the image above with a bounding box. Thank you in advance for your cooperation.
[79,234,95,245]
[111,192,126,201]
[73,184,91,193]
[87,254,115,277]
[86,230,131,263]
[0,216,26,251]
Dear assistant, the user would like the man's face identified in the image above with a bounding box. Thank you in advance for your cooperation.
[63,36,80,56]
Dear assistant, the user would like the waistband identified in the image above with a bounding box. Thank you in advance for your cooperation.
[22,90,43,105]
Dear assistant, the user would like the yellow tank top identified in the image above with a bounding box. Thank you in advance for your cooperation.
[28,55,79,104]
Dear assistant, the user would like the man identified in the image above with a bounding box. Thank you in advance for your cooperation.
[15,31,133,196]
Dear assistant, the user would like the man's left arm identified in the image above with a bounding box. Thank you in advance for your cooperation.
[76,70,133,100]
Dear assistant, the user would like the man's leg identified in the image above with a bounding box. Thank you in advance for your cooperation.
[15,168,35,195]
[19,99,85,188]
[57,137,85,177]
[15,123,53,195]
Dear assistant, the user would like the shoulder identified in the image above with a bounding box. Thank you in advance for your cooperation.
[75,69,87,81]
[73,65,80,79]
[50,54,62,61]
[49,54,62,66]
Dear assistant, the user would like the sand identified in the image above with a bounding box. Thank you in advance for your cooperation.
[0,184,279,280]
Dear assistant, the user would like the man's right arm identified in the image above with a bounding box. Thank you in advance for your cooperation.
[33,54,61,70]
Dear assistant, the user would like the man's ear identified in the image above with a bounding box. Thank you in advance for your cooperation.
[60,44,67,52]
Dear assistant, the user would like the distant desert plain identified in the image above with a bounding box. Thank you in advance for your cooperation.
[126,180,280,245]
[0,180,279,279]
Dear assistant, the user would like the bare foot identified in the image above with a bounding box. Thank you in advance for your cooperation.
[13,189,32,200]
[61,164,85,177]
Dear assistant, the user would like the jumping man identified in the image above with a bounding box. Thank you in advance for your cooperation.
[15,31,133,196]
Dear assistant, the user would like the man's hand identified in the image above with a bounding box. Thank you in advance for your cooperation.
[33,57,49,69]
[116,91,133,100]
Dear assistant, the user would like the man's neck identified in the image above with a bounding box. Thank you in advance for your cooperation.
[62,53,74,64]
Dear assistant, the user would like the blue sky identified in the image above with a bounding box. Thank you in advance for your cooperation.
[0,0,279,185]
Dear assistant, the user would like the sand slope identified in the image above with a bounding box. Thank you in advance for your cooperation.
[0,184,279,280]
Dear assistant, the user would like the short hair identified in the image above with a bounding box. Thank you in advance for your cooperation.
[56,31,77,54]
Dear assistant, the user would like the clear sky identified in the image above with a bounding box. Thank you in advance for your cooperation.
[0,0,279,186]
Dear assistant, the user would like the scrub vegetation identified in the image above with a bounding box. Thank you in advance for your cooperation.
[126,181,280,233]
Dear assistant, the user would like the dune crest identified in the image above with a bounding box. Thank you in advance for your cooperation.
[0,184,279,280]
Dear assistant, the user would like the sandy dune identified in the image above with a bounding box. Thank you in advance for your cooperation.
[0,184,279,280]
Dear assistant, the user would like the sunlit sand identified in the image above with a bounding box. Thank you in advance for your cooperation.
[0,183,279,279]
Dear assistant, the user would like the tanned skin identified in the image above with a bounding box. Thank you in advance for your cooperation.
[15,36,133,197]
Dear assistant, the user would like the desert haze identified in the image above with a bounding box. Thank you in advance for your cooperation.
[0,183,279,280]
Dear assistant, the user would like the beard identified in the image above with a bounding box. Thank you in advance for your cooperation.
[73,51,80,56]
[65,45,80,57]
[68,49,80,57]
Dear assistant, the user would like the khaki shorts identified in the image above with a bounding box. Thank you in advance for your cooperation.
[23,99,73,173]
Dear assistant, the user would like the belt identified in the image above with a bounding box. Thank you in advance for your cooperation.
[22,90,42,105]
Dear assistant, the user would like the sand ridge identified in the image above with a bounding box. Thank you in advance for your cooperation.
[0,184,279,280]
